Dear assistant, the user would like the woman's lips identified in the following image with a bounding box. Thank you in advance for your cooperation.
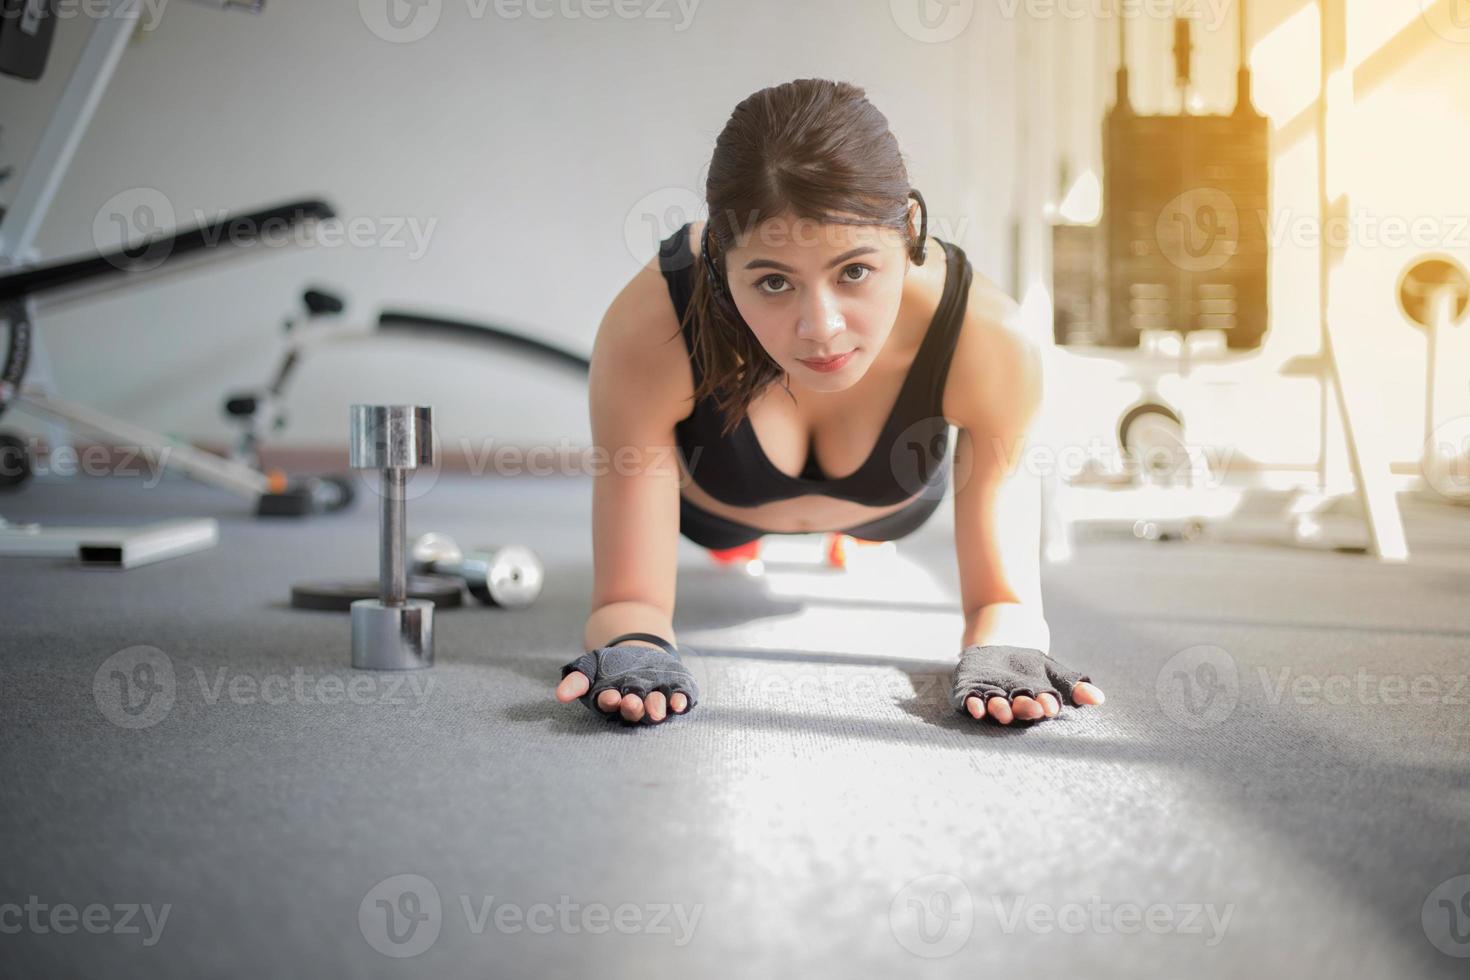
[798,350,856,373]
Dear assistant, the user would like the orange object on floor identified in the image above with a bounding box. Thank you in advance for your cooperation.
[708,538,762,566]
[825,533,887,569]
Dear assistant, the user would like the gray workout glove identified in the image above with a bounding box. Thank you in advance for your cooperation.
[560,632,699,719]
[949,644,1091,716]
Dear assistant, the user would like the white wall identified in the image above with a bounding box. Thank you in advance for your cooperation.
[0,0,1020,453]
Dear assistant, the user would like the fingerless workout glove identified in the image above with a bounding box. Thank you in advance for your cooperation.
[949,644,1091,714]
[561,632,700,717]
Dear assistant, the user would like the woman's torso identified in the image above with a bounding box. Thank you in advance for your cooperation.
[662,219,975,534]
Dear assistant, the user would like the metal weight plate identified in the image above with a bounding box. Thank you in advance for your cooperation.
[290,575,464,612]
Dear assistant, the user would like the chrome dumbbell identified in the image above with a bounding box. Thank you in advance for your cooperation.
[349,405,435,670]
[410,532,543,608]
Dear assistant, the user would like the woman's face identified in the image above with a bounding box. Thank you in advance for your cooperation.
[724,210,916,393]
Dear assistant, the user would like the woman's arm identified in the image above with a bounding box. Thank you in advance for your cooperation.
[556,258,696,724]
[946,299,1104,722]
[948,308,1048,651]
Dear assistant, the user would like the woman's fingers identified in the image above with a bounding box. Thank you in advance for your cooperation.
[645,691,668,723]
[986,696,1014,725]
[555,671,590,702]
[1073,681,1105,706]
[1010,695,1043,721]
[619,693,645,723]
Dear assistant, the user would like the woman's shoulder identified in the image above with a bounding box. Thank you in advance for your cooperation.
[590,230,701,426]
[941,269,1042,433]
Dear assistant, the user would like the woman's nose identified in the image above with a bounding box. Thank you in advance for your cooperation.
[797,294,846,338]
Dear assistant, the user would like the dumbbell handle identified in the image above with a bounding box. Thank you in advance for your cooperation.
[381,469,407,605]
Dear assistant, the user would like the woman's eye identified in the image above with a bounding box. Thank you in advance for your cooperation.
[754,265,872,296]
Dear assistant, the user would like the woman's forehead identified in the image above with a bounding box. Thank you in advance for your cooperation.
[728,216,905,257]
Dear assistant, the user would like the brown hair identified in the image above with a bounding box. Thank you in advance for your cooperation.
[674,78,923,438]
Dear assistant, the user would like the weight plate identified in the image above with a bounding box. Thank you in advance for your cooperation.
[290,575,464,612]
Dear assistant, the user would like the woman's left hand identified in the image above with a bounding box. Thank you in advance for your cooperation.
[950,645,1105,725]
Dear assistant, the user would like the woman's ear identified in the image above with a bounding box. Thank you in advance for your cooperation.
[906,189,929,266]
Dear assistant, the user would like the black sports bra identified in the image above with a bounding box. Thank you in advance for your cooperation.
[661,222,973,508]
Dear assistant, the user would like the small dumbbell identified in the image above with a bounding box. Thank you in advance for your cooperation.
[411,532,543,608]
[349,405,435,670]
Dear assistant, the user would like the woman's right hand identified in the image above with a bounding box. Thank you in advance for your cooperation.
[555,639,697,725]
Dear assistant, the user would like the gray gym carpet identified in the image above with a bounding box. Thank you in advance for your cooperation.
[1,472,1468,979]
